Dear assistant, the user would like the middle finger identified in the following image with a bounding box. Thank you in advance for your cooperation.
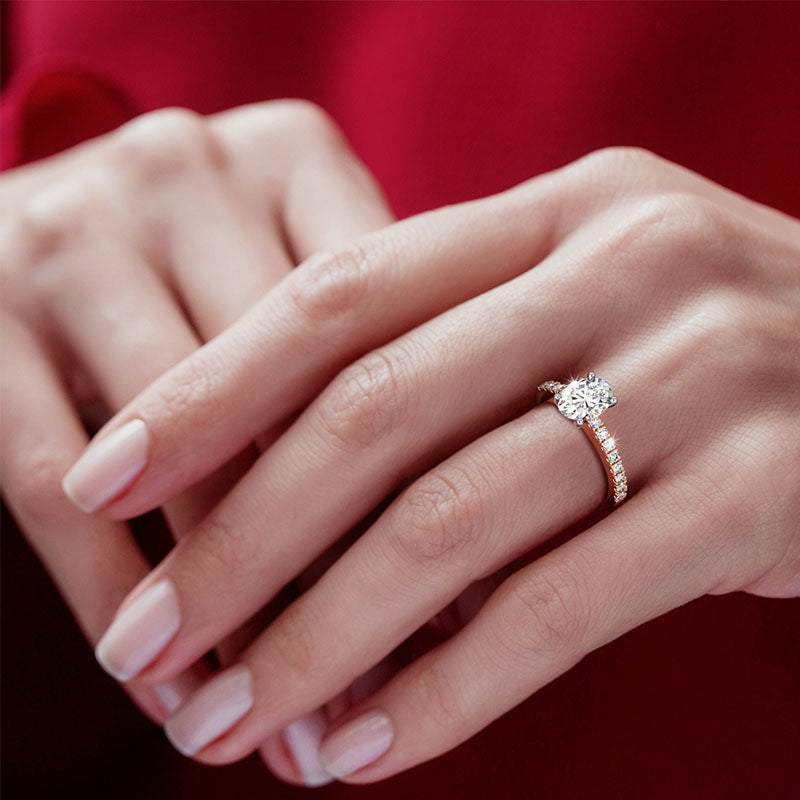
[163,308,716,761]
[89,209,707,691]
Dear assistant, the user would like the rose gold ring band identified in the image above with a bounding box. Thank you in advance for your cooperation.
[536,376,628,506]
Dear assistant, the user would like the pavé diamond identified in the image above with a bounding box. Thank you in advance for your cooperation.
[540,372,626,507]
[555,373,616,426]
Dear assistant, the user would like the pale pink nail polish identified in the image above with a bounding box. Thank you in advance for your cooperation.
[152,671,204,715]
[318,709,394,778]
[95,579,180,682]
[62,419,148,512]
[282,708,334,787]
[165,665,253,757]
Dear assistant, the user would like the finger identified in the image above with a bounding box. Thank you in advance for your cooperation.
[263,658,397,788]
[85,201,694,690]
[313,477,727,782]
[103,108,397,690]
[146,290,744,761]
[0,318,206,720]
[209,100,395,259]
[18,178,250,533]
[109,111,293,339]
[146,396,611,760]
[113,105,392,349]
[30,213,200,409]
[64,163,580,517]
[262,537,394,787]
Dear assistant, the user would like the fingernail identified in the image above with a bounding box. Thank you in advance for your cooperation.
[152,670,203,715]
[62,419,148,512]
[282,708,334,787]
[318,709,394,778]
[95,579,180,682]
[165,665,253,757]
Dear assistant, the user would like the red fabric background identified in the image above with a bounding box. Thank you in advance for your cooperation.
[2,2,799,798]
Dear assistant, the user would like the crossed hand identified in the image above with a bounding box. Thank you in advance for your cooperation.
[2,102,798,786]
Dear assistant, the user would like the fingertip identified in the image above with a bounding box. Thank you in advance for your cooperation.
[281,708,335,787]
[61,419,149,513]
[318,709,394,780]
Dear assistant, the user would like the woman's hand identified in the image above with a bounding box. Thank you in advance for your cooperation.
[0,101,393,730]
[59,147,800,782]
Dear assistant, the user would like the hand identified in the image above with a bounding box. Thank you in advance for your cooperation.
[61,147,800,782]
[0,101,393,729]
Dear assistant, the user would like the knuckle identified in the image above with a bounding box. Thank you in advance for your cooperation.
[189,514,249,584]
[271,99,344,145]
[210,99,346,169]
[237,99,348,159]
[289,244,372,325]
[146,352,224,428]
[606,193,733,279]
[112,107,221,181]
[9,445,74,526]
[391,464,488,568]
[584,145,662,173]
[616,192,703,251]
[680,292,747,373]
[567,146,664,185]
[408,659,467,730]
[316,350,407,447]
[662,193,731,251]
[504,564,586,658]
[15,176,101,263]
[269,603,337,681]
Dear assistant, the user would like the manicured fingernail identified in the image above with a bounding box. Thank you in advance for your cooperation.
[62,419,148,512]
[95,579,180,682]
[318,709,394,778]
[165,665,253,757]
[152,670,203,715]
[282,708,334,787]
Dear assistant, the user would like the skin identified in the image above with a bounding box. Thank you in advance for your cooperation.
[0,101,397,784]
[3,104,799,784]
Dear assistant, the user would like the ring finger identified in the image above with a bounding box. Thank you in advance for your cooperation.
[154,292,746,761]
[93,210,697,689]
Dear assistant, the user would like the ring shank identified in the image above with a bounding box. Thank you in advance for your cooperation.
[536,382,628,506]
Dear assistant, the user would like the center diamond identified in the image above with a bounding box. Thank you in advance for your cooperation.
[555,372,617,425]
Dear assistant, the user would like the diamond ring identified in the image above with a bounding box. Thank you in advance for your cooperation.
[536,372,627,506]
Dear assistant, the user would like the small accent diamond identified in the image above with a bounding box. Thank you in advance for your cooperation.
[608,450,620,463]
[596,428,609,441]
[612,462,624,474]
[602,438,615,451]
